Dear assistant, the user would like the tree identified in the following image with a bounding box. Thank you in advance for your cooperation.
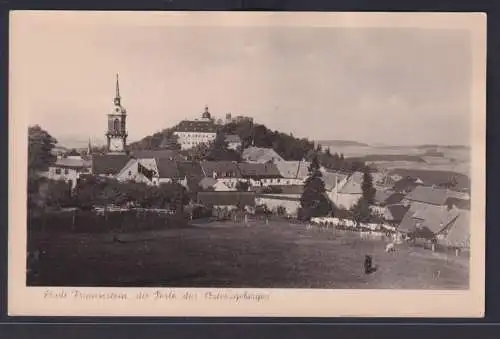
[235,181,250,192]
[28,125,57,173]
[45,180,72,209]
[206,131,241,161]
[350,198,372,226]
[300,154,331,220]
[361,169,376,205]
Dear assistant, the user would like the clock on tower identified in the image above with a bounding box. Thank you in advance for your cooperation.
[105,74,128,153]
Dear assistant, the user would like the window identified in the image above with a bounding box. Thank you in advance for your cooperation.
[64,169,69,175]
[55,168,61,175]
[113,118,120,132]
[128,171,132,176]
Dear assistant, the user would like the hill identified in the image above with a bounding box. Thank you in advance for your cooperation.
[316,140,369,147]
[347,154,426,163]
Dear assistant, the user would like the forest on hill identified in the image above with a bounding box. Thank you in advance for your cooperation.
[128,120,368,172]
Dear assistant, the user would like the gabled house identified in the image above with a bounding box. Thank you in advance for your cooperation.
[326,171,364,210]
[200,161,242,189]
[402,186,450,210]
[274,160,311,185]
[116,158,184,186]
[48,152,92,189]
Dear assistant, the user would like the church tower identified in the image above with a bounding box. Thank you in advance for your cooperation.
[106,74,128,153]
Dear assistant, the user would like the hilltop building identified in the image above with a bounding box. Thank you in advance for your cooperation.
[173,105,218,150]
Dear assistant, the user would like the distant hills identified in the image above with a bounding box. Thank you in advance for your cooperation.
[316,140,370,147]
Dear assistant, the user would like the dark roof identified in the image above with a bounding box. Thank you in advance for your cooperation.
[131,149,184,160]
[53,157,91,169]
[155,158,180,178]
[392,177,421,193]
[252,185,304,195]
[404,186,449,205]
[374,190,405,206]
[197,191,256,206]
[385,204,410,222]
[92,154,131,175]
[237,163,282,179]
[200,161,241,178]
[174,120,217,133]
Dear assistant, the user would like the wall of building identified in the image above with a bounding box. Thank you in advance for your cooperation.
[48,166,90,189]
[174,131,217,150]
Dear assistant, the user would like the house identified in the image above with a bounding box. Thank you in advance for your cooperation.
[255,194,301,217]
[48,152,92,189]
[398,203,461,237]
[437,210,470,250]
[274,160,311,185]
[237,162,283,186]
[225,134,242,150]
[382,204,410,226]
[92,153,131,178]
[326,171,364,210]
[116,158,184,186]
[242,146,284,163]
[199,161,242,189]
[173,106,218,150]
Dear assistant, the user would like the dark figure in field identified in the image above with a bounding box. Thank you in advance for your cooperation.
[364,255,377,274]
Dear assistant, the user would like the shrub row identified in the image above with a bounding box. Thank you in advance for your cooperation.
[28,210,189,234]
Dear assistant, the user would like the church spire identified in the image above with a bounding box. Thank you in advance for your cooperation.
[114,73,121,106]
[115,73,120,99]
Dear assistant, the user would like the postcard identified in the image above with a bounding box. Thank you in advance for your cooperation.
[9,10,486,317]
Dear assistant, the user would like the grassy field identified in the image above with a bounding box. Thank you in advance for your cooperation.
[28,220,469,289]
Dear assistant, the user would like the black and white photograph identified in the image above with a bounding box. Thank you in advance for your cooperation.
[9,11,486,317]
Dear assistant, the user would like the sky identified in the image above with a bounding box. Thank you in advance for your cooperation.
[11,12,473,147]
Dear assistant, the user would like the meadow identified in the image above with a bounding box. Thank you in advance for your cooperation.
[27,218,469,289]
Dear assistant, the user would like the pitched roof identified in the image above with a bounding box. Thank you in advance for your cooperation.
[155,158,180,179]
[174,120,217,133]
[440,211,470,248]
[385,204,410,222]
[404,186,449,205]
[374,190,405,206]
[274,161,311,179]
[392,177,422,193]
[321,171,348,191]
[398,204,460,234]
[238,163,282,179]
[131,149,184,160]
[200,161,241,178]
[197,191,256,206]
[337,171,364,194]
[242,147,284,163]
[225,134,242,143]
[92,154,131,175]
[53,157,91,169]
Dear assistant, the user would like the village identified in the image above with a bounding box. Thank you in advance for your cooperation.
[26,75,471,288]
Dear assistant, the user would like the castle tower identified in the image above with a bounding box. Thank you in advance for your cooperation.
[106,74,128,153]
